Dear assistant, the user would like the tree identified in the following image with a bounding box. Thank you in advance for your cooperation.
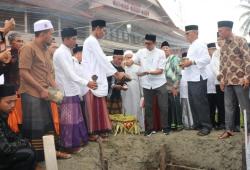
[239,3,250,36]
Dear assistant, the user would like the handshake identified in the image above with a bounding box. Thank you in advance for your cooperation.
[87,72,130,90]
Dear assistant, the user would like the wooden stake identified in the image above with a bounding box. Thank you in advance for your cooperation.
[97,138,108,170]
[159,144,167,170]
[244,109,250,170]
[43,135,58,170]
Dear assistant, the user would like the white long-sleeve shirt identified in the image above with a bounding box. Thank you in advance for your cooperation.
[81,35,117,97]
[206,62,216,94]
[210,49,220,85]
[184,39,210,82]
[133,48,166,89]
[53,44,88,96]
[72,57,85,95]
[180,70,188,98]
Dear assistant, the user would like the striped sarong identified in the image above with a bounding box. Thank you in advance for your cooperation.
[84,91,112,135]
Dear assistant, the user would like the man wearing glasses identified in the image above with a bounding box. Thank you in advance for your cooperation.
[128,34,169,137]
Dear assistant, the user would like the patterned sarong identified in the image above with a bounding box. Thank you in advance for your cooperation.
[59,96,88,148]
[84,91,112,135]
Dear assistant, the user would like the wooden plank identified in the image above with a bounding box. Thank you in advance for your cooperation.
[43,135,58,170]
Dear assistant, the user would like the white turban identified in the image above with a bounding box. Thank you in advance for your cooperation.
[124,50,133,56]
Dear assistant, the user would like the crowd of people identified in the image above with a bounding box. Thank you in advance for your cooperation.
[0,17,250,170]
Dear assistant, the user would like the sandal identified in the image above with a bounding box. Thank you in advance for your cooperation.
[98,133,108,142]
[89,135,99,142]
[56,151,72,159]
[100,136,109,142]
[100,133,108,138]
[67,147,83,154]
[219,131,233,139]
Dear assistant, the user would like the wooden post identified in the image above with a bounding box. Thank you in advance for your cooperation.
[244,109,249,170]
[43,135,58,170]
[24,10,28,33]
[97,138,108,170]
[159,144,167,170]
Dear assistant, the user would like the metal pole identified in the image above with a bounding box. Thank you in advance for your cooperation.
[24,10,28,33]
[58,17,61,37]
[244,109,249,170]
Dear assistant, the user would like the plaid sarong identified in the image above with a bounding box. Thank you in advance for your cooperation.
[21,93,54,162]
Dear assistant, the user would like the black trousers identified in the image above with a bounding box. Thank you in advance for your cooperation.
[207,93,217,127]
[0,148,36,170]
[215,85,226,127]
[168,93,182,127]
[207,85,225,127]
[143,84,169,131]
[188,78,212,130]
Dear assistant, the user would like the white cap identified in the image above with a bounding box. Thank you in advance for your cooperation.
[34,20,53,32]
[124,50,133,56]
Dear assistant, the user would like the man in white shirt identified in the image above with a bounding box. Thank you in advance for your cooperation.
[129,34,168,136]
[72,44,84,75]
[82,20,125,141]
[206,43,219,129]
[53,28,96,152]
[72,45,85,95]
[180,52,193,129]
[210,35,226,130]
[180,25,212,136]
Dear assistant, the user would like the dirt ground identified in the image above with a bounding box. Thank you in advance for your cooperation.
[56,130,243,170]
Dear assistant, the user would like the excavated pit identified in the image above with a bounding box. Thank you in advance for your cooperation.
[57,130,243,170]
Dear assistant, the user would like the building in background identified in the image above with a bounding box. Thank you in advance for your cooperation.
[0,0,188,54]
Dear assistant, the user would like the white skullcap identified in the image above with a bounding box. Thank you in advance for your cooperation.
[34,20,53,32]
[124,50,133,56]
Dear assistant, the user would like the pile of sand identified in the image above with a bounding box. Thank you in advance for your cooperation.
[57,130,243,170]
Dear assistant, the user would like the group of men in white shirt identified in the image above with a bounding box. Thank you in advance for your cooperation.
[182,20,250,139]
[24,19,250,160]
[53,20,126,146]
